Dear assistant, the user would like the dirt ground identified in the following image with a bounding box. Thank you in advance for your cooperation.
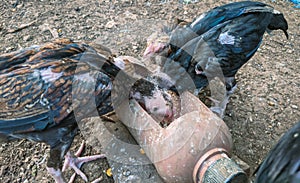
[0,0,299,182]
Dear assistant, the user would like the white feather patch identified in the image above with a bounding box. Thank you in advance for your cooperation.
[218,32,235,45]
[40,67,63,83]
[273,9,281,14]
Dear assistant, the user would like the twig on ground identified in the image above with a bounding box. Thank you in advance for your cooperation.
[4,21,36,34]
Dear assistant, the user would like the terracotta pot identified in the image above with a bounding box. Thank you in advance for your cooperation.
[115,91,248,183]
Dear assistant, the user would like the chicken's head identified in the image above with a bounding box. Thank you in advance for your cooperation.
[143,32,170,57]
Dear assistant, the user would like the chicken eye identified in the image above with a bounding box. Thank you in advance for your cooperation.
[152,107,159,112]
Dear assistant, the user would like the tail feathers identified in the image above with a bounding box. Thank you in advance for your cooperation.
[0,112,53,134]
[269,13,289,39]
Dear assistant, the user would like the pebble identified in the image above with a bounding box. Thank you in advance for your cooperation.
[5,46,15,51]
[268,101,275,106]
[291,105,298,109]
[105,20,117,29]
[132,45,138,50]
[122,169,131,176]
[23,35,32,41]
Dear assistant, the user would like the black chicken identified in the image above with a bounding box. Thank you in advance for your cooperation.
[0,38,175,182]
[144,1,288,117]
[255,121,300,183]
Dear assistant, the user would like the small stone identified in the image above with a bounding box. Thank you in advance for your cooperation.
[132,45,138,50]
[268,101,275,106]
[291,105,298,109]
[0,166,5,176]
[122,169,131,176]
[5,46,15,51]
[105,20,117,29]
[23,35,32,41]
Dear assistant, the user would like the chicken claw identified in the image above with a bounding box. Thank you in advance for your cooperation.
[62,141,106,183]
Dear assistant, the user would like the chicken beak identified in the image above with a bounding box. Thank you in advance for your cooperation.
[143,43,154,57]
[143,42,166,57]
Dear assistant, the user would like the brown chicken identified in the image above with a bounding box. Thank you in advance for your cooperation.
[0,38,176,182]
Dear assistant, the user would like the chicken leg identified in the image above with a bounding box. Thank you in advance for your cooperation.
[62,141,106,183]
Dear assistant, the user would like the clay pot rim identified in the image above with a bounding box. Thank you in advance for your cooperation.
[193,148,229,183]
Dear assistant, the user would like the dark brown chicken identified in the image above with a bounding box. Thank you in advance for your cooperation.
[0,38,175,182]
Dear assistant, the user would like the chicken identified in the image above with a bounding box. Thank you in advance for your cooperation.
[254,121,300,183]
[143,1,288,117]
[0,38,175,182]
